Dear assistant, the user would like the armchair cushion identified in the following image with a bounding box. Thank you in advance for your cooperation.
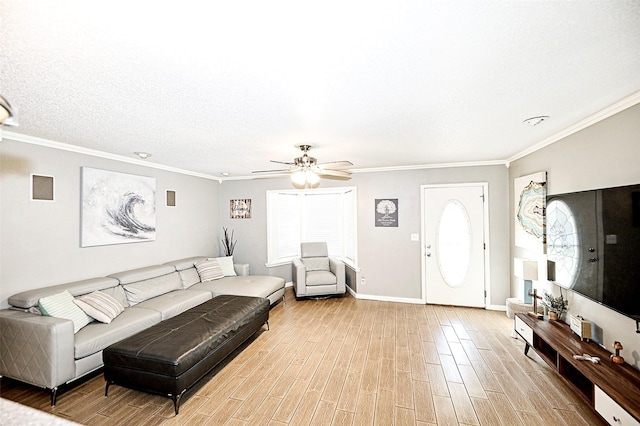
[306,270,337,286]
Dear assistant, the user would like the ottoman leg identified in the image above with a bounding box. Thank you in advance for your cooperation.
[105,380,112,397]
[172,389,187,415]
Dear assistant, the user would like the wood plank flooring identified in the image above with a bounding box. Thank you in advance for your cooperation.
[0,288,605,425]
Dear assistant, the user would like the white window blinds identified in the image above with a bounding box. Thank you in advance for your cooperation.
[266,187,357,267]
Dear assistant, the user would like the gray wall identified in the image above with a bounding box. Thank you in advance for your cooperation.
[0,139,221,308]
[220,164,510,305]
[509,103,640,367]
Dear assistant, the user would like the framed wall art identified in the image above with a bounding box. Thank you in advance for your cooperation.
[375,198,398,227]
[81,167,156,247]
[230,199,251,219]
[514,171,547,253]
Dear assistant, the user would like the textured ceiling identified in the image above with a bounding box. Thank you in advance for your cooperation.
[2,1,640,179]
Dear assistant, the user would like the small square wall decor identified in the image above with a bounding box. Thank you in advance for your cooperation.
[230,199,251,219]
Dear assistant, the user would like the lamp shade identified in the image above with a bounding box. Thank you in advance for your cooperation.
[514,258,538,281]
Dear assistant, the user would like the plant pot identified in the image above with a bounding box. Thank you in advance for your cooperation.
[548,312,558,321]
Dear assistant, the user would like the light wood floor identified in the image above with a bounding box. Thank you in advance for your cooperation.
[0,288,605,425]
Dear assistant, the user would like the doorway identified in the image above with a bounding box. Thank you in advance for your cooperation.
[421,184,489,307]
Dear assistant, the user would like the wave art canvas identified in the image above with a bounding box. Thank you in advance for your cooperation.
[81,167,156,247]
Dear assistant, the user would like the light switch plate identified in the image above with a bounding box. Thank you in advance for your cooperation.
[411,233,419,241]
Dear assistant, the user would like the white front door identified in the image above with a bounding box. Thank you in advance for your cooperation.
[422,184,487,307]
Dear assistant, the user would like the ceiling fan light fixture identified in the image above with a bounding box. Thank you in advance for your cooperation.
[291,170,306,185]
[306,170,320,185]
[0,95,19,126]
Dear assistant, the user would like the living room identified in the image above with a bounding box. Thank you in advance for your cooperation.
[2,1,640,425]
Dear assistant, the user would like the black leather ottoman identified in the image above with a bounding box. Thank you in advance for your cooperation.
[103,295,269,415]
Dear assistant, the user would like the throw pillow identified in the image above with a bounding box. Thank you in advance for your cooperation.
[74,291,125,324]
[302,257,330,272]
[195,258,224,282]
[38,290,91,333]
[215,256,237,276]
[99,285,129,308]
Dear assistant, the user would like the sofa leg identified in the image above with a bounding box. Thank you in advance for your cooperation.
[50,387,58,406]
[105,380,112,397]
[265,320,270,331]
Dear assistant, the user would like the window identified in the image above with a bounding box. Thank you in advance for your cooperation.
[266,187,357,268]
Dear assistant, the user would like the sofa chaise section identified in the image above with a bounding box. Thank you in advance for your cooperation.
[166,257,286,305]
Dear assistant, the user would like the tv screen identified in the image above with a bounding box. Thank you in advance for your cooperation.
[546,183,640,321]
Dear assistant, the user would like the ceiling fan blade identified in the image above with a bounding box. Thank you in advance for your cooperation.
[317,160,353,169]
[316,169,352,178]
[252,168,291,174]
[270,160,295,165]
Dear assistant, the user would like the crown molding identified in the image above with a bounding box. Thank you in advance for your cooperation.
[506,90,640,165]
[2,131,222,182]
[7,90,638,182]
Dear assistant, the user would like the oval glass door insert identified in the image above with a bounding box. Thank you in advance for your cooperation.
[437,200,472,288]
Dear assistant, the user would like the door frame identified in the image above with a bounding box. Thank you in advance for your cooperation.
[420,183,491,306]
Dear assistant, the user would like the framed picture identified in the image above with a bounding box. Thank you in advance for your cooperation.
[375,198,398,227]
[81,167,156,247]
[514,171,546,253]
[230,199,251,219]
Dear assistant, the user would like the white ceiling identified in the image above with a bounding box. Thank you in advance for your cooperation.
[2,1,640,179]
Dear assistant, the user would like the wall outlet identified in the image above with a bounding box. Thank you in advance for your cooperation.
[410,233,419,241]
[360,277,366,286]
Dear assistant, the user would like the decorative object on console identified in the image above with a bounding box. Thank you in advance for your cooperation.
[221,227,237,256]
[611,341,624,365]
[81,167,156,247]
[570,314,592,341]
[527,288,543,319]
[230,199,251,218]
[514,171,547,253]
[514,258,538,304]
[541,291,568,321]
[573,353,600,363]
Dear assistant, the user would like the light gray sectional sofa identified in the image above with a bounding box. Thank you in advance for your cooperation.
[0,256,285,405]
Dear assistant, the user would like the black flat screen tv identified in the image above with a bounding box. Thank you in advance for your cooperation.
[546,183,640,321]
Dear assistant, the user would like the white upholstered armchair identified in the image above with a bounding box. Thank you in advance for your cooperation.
[292,242,346,298]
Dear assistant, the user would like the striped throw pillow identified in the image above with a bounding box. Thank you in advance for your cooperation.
[74,291,125,324]
[195,258,224,282]
[38,290,91,333]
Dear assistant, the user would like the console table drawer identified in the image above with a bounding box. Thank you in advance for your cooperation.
[595,386,639,426]
[514,315,533,346]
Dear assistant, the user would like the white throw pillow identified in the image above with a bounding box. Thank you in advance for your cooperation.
[195,258,225,282]
[215,256,237,276]
[38,290,91,333]
[74,291,125,324]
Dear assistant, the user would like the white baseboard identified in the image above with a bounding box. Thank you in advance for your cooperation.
[352,292,425,305]
[486,304,507,311]
[285,281,293,288]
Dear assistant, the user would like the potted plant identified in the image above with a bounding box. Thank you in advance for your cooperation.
[541,292,568,320]
[221,227,237,256]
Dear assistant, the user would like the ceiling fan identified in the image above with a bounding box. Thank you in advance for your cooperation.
[252,145,353,185]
